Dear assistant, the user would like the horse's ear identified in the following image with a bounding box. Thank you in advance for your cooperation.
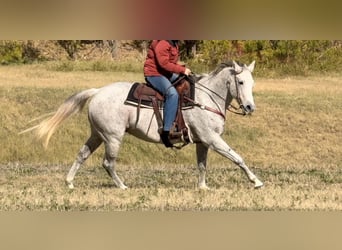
[232,60,242,73]
[247,61,255,72]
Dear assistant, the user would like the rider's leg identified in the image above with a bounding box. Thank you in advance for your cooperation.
[146,75,179,147]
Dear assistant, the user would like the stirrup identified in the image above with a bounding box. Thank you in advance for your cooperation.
[168,129,190,149]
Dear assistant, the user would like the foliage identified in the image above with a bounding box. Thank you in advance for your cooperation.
[0,40,342,76]
[198,40,342,76]
[0,41,24,64]
[199,40,240,66]
[57,40,82,59]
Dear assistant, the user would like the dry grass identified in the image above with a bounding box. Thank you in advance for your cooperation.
[227,76,342,168]
[0,163,340,211]
[0,62,144,88]
[0,63,341,211]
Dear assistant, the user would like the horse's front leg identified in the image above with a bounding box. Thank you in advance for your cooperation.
[208,135,263,188]
[196,143,210,190]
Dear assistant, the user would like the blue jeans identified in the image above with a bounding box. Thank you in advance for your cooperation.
[146,74,179,131]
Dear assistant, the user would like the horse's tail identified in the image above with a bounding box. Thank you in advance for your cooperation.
[20,88,99,148]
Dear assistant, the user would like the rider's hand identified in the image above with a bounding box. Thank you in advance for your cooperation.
[184,68,191,76]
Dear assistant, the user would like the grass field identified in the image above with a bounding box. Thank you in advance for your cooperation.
[0,63,341,211]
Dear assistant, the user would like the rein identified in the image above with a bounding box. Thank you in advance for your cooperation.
[227,70,247,116]
[195,80,226,102]
[185,76,226,120]
[184,95,226,120]
[183,66,249,119]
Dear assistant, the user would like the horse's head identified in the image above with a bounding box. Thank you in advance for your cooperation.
[230,61,256,115]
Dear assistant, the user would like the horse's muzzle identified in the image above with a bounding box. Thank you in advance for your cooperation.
[241,103,256,115]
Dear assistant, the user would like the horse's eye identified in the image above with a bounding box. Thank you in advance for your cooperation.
[238,81,244,85]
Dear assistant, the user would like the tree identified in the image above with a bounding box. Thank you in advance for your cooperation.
[57,40,82,60]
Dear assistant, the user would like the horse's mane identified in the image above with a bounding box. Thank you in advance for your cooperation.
[191,61,244,83]
[210,61,244,76]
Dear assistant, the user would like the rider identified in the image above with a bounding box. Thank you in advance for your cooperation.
[144,40,191,148]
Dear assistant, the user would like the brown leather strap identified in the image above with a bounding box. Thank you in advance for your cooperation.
[150,97,163,133]
[135,98,141,128]
[184,96,226,120]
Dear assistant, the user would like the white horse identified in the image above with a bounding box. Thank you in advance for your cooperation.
[25,60,263,190]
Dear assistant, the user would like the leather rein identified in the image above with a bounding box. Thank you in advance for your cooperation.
[227,71,248,116]
[184,95,226,120]
[184,70,247,119]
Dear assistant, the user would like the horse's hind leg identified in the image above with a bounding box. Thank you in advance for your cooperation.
[66,134,102,189]
[102,138,128,190]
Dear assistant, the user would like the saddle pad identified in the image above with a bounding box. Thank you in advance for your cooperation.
[124,82,195,109]
[125,82,164,108]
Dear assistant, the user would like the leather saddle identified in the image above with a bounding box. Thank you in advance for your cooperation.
[125,76,195,147]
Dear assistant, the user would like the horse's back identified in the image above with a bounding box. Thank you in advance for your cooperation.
[89,82,132,107]
[88,82,134,130]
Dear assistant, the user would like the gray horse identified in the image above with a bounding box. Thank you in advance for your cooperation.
[26,60,263,189]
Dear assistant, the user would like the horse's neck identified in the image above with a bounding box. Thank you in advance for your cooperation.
[198,69,233,110]
[219,69,236,110]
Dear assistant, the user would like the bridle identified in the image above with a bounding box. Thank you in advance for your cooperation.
[184,78,226,120]
[227,69,249,116]
[183,66,252,119]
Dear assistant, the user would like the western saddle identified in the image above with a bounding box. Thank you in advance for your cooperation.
[125,75,195,148]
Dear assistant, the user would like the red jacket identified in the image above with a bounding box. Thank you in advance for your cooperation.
[143,40,186,78]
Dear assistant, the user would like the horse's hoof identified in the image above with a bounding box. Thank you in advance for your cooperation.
[67,182,74,189]
[254,180,264,189]
[199,185,210,190]
[119,185,128,190]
